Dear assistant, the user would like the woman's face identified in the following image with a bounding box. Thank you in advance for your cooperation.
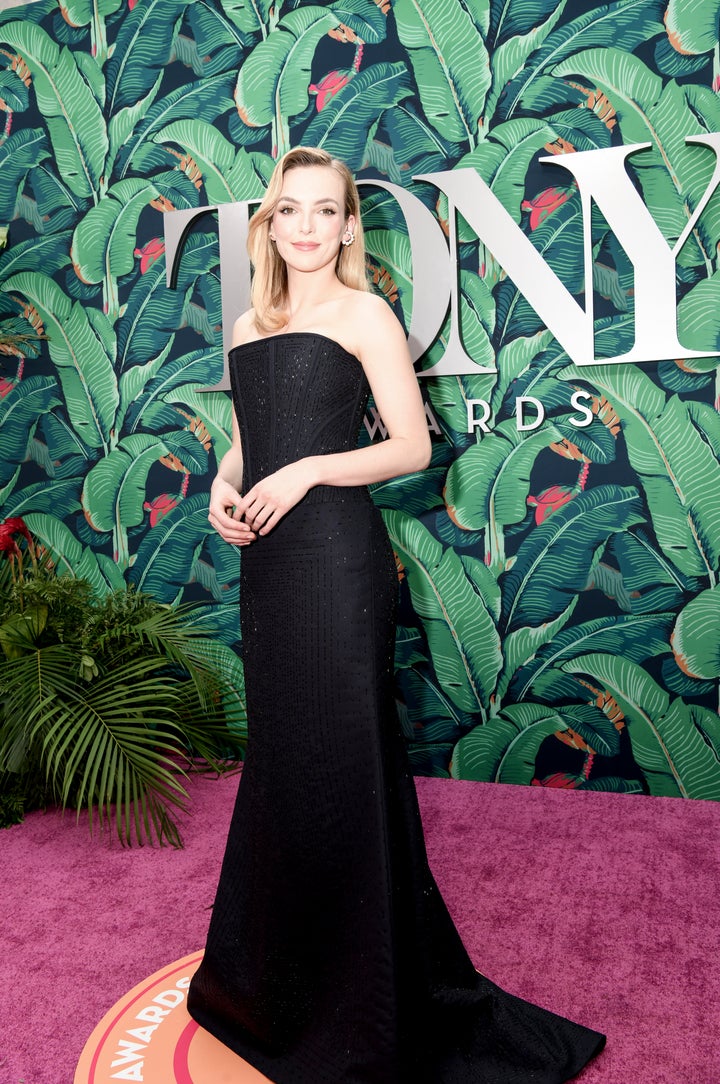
[270,165,354,275]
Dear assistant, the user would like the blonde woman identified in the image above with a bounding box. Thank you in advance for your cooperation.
[188,147,604,1083]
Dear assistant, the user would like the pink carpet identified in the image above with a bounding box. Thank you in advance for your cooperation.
[2,775,719,1083]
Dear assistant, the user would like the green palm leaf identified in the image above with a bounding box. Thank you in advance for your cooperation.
[675,272,720,373]
[512,612,676,702]
[364,229,414,325]
[70,179,160,318]
[0,376,61,485]
[215,0,271,38]
[450,119,562,239]
[234,7,337,130]
[500,484,645,633]
[445,418,561,531]
[552,48,720,267]
[394,0,491,146]
[372,468,446,516]
[105,0,193,114]
[115,73,235,180]
[450,702,567,782]
[608,528,699,614]
[1,478,83,520]
[562,364,720,577]
[497,0,664,121]
[0,128,49,221]
[22,512,125,593]
[123,348,219,433]
[82,433,170,535]
[128,493,214,603]
[330,0,389,43]
[663,0,720,55]
[385,510,502,714]
[0,21,107,201]
[562,653,720,799]
[495,191,584,346]
[304,63,413,168]
[152,120,269,203]
[57,0,122,64]
[115,233,218,375]
[485,0,567,122]
[671,586,720,680]
[0,231,72,278]
[1,271,118,451]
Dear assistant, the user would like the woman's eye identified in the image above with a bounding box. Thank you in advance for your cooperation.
[320,208,336,215]
[278,206,294,214]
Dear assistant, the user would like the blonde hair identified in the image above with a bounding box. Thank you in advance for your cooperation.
[247,147,370,333]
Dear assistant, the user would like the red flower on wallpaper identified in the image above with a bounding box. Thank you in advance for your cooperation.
[143,494,178,527]
[134,238,165,274]
[531,773,582,789]
[521,187,572,230]
[309,71,352,111]
[527,484,577,525]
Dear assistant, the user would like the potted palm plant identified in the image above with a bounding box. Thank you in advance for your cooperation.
[0,516,245,845]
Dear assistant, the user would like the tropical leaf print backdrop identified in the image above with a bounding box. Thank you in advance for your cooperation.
[1,0,720,798]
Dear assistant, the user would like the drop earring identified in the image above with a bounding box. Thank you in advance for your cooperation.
[341,229,355,247]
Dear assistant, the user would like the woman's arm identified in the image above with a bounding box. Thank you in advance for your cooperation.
[237,297,430,536]
[207,314,257,546]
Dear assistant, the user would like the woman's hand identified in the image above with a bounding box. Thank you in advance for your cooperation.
[209,478,257,546]
[235,459,316,536]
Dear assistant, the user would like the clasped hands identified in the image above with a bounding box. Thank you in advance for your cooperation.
[208,460,316,545]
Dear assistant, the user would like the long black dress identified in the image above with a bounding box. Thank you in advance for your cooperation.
[187,332,605,1083]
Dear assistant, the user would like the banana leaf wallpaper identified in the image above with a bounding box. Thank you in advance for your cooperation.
[1,0,720,799]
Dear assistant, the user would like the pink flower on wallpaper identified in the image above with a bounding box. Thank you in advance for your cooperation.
[309,71,351,111]
[521,187,572,230]
[527,484,576,525]
[143,494,178,527]
[134,238,165,274]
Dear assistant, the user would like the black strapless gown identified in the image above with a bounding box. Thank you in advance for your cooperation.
[187,333,605,1083]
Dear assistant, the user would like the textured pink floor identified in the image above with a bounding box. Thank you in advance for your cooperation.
[2,774,719,1084]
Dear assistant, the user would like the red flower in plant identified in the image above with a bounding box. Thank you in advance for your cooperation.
[0,377,16,398]
[143,494,178,527]
[527,484,576,525]
[309,71,352,111]
[0,516,31,553]
[134,238,165,274]
[521,187,572,230]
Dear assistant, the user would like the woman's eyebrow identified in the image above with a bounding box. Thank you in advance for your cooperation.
[276,197,340,207]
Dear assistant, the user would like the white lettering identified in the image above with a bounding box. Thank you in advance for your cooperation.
[363,406,388,440]
[135,1005,170,1024]
[517,396,544,432]
[111,1039,145,1067]
[152,989,184,1009]
[467,399,492,434]
[111,1063,144,1081]
[569,390,594,428]
[126,1025,157,1043]
[166,135,720,385]
[425,402,442,435]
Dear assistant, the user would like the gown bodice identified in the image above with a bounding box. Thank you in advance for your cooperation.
[228,332,370,503]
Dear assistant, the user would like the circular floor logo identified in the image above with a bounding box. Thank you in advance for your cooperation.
[74,952,271,1083]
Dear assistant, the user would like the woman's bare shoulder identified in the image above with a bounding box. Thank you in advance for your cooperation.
[345,291,407,356]
[230,309,258,349]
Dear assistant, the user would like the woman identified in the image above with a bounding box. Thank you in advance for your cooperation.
[187,146,605,1083]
